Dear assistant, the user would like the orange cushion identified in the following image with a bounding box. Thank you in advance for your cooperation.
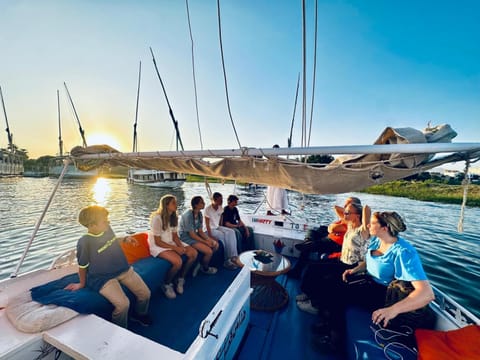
[120,232,151,264]
[415,325,480,360]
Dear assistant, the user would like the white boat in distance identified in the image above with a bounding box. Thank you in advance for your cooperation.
[127,168,186,188]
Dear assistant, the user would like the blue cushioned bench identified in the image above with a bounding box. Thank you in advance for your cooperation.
[31,256,172,320]
[31,242,225,321]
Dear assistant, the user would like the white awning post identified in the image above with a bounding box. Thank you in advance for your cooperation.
[10,159,71,278]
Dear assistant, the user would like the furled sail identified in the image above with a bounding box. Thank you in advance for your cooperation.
[70,125,480,195]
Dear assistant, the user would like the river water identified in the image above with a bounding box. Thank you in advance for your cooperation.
[1,177,479,318]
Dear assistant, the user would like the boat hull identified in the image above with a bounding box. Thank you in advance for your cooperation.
[127,169,186,188]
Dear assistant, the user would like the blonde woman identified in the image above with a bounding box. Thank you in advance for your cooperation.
[148,195,197,299]
[297,202,371,314]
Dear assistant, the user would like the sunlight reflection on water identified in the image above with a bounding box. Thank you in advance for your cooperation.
[1,177,479,317]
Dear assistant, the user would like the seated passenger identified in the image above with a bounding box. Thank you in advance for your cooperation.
[221,194,254,253]
[65,205,152,328]
[204,192,240,269]
[297,202,371,315]
[148,194,197,299]
[179,196,219,276]
[289,197,362,279]
[312,211,435,354]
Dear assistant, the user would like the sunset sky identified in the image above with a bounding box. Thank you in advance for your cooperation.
[1,0,479,168]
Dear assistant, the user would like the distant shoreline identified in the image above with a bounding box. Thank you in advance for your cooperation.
[361,180,480,207]
[185,176,480,207]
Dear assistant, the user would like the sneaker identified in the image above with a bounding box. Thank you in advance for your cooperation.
[192,263,201,278]
[296,299,319,315]
[200,266,218,275]
[295,293,309,302]
[162,283,176,299]
[176,278,185,295]
[223,259,238,270]
[130,312,153,327]
[231,256,243,267]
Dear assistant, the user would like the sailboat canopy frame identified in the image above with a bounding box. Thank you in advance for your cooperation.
[70,142,480,195]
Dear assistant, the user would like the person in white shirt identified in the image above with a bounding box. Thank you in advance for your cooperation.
[266,186,289,215]
[204,192,240,269]
[266,144,290,215]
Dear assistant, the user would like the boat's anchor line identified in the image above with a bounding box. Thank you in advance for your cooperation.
[200,310,223,339]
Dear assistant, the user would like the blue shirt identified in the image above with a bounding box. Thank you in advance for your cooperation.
[77,226,130,291]
[178,209,203,244]
[366,236,428,286]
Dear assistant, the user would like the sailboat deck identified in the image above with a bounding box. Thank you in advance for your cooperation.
[128,257,337,359]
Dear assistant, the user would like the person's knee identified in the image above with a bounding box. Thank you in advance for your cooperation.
[138,286,151,301]
[170,257,182,270]
[115,296,130,314]
[187,247,198,261]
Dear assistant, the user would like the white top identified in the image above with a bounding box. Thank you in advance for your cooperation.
[204,204,223,230]
[148,214,181,257]
[340,226,369,265]
[266,186,288,212]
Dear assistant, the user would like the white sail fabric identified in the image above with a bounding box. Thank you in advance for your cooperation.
[70,125,479,195]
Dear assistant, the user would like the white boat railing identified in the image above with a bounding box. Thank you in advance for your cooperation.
[431,286,480,330]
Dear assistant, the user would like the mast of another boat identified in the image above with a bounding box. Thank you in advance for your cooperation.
[132,61,141,153]
[57,89,63,157]
[0,85,15,153]
[149,47,185,152]
[63,82,88,148]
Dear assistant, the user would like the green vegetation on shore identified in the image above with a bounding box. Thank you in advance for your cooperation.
[362,180,480,207]
[186,174,238,184]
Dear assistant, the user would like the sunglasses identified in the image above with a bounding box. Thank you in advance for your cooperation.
[344,211,357,216]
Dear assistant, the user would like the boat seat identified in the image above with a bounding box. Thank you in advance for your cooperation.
[29,239,225,322]
[345,306,417,360]
[43,314,184,360]
[30,256,174,320]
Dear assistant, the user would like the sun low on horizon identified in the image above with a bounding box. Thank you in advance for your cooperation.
[86,133,124,151]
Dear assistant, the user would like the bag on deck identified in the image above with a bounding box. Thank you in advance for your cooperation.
[385,280,435,331]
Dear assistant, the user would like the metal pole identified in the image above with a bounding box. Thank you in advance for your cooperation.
[11,159,71,278]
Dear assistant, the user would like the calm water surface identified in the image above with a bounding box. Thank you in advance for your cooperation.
[1,177,479,317]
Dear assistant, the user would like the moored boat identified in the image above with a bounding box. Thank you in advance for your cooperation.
[127,168,186,188]
[1,86,24,177]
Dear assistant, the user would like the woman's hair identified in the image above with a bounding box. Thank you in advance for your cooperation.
[374,211,407,236]
[346,202,363,222]
[78,205,108,227]
[346,197,361,206]
[212,192,222,201]
[152,194,178,230]
[191,196,204,209]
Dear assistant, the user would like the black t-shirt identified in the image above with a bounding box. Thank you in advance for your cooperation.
[222,206,240,226]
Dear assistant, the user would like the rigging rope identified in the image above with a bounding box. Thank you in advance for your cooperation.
[185,0,204,150]
[457,159,471,233]
[216,0,242,149]
[301,0,307,148]
[307,0,318,146]
[288,73,300,149]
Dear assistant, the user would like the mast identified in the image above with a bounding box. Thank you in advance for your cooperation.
[0,85,14,152]
[149,47,185,151]
[57,89,63,157]
[63,82,87,148]
[132,61,141,152]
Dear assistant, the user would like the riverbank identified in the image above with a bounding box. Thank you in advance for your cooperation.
[362,180,480,207]
[186,175,480,207]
